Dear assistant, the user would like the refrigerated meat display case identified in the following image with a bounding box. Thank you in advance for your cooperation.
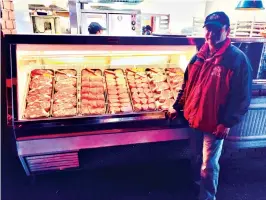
[4,34,199,175]
[3,34,266,175]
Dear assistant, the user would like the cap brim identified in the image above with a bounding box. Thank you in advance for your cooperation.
[203,21,223,28]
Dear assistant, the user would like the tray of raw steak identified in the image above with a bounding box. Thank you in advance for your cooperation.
[165,68,184,98]
[80,69,106,115]
[105,69,133,114]
[126,69,156,112]
[23,69,54,119]
[52,69,77,117]
[146,68,175,111]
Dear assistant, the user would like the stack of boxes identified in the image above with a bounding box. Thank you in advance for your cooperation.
[1,0,16,34]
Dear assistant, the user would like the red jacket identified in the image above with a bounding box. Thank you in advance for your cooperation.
[173,38,252,133]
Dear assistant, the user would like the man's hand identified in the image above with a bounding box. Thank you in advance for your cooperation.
[213,124,230,139]
[167,108,178,120]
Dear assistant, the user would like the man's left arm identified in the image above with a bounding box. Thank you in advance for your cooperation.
[215,55,252,139]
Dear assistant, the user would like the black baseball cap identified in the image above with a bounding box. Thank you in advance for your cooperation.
[203,11,230,28]
[88,22,106,34]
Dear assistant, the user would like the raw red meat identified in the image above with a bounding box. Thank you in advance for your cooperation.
[82,87,104,94]
[134,104,142,112]
[142,104,149,111]
[127,76,135,80]
[29,81,52,90]
[141,84,149,88]
[161,104,169,111]
[89,76,103,82]
[121,103,131,107]
[121,106,132,113]
[54,92,75,100]
[138,93,146,98]
[145,93,153,98]
[110,106,121,114]
[27,93,51,102]
[137,88,144,93]
[31,75,52,82]
[27,101,51,112]
[53,108,77,117]
[82,81,103,88]
[31,69,53,77]
[109,98,119,103]
[55,73,76,80]
[107,82,116,86]
[24,107,49,119]
[120,98,130,103]
[53,103,74,112]
[108,90,118,95]
[56,79,76,86]
[148,98,155,103]
[148,103,156,110]
[159,96,166,103]
[133,98,140,104]
[131,88,138,93]
[109,94,119,99]
[28,87,52,96]
[57,69,77,76]
[54,96,77,106]
[88,100,105,108]
[110,103,121,107]
[117,88,128,94]
[82,94,104,101]
[140,98,148,104]
[89,108,105,115]
[119,93,129,99]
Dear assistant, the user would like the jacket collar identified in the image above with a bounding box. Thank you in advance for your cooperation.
[197,38,231,60]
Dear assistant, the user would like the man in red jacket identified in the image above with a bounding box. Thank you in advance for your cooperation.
[168,12,252,200]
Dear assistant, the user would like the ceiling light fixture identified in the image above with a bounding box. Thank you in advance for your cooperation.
[235,0,265,10]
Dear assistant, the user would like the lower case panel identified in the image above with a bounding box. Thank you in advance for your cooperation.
[17,128,190,175]
[17,128,190,157]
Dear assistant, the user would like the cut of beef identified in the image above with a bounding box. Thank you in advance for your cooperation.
[54,92,75,100]
[29,81,52,90]
[24,107,49,119]
[31,69,53,77]
[57,69,77,76]
[28,87,52,96]
[32,75,53,82]
[87,100,105,108]
[27,93,51,102]
[53,108,77,117]
[81,106,105,115]
[82,81,103,88]
[54,96,77,106]
[81,93,104,101]
[82,87,104,94]
[27,101,51,112]
[110,106,121,114]
[55,82,76,91]
[53,103,75,112]
[55,78,76,86]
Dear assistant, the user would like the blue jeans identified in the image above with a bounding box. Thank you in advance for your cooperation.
[190,129,224,200]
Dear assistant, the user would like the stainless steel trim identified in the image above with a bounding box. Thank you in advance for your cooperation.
[18,156,31,176]
[17,128,190,156]
[81,9,141,14]
[69,0,79,34]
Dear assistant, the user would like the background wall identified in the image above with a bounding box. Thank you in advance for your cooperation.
[205,0,266,22]
[140,0,206,33]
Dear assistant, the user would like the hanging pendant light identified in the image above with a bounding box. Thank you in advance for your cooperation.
[235,0,265,10]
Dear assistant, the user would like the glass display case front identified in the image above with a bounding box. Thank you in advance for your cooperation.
[15,44,197,122]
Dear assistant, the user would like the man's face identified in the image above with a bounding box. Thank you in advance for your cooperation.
[96,30,103,35]
[204,25,230,46]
